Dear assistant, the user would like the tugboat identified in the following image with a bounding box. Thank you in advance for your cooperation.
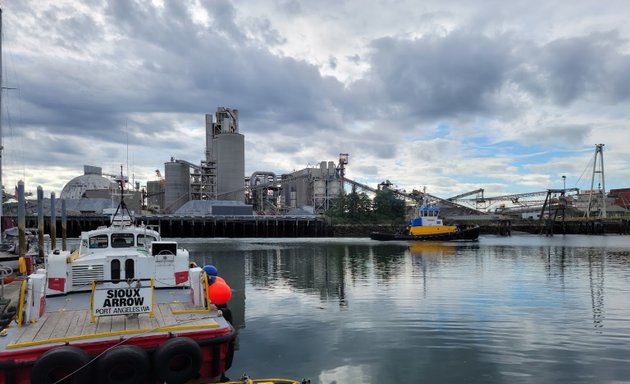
[0,177,236,384]
[371,206,480,241]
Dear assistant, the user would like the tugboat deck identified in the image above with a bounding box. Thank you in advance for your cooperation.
[1,289,224,352]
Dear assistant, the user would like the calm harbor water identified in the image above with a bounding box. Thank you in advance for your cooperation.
[180,235,630,384]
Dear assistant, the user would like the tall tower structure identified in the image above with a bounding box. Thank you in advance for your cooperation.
[586,144,606,219]
[205,107,245,202]
[164,160,191,213]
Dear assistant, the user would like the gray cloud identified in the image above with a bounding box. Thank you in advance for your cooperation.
[4,0,630,194]
[362,31,513,119]
[517,32,630,105]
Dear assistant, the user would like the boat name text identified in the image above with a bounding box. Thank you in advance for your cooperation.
[92,286,153,317]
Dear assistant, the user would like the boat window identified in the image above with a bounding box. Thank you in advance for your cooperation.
[111,259,121,282]
[111,233,135,248]
[89,234,109,249]
[137,234,157,247]
[125,259,135,280]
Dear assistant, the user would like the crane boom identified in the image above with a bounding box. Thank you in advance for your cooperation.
[458,188,580,203]
[343,178,487,215]
[447,188,484,201]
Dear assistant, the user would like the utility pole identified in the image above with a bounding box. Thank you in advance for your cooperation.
[0,8,17,244]
[1,8,4,244]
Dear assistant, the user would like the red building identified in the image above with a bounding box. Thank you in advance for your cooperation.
[609,188,630,209]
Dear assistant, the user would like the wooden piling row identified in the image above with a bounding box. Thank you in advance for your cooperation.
[19,215,331,239]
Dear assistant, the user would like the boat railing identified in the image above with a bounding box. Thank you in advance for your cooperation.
[145,224,161,236]
[110,215,133,227]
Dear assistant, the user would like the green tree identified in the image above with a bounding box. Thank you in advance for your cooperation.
[329,188,407,224]
[330,189,373,223]
[372,189,406,223]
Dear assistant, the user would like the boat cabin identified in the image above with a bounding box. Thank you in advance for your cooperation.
[409,207,444,227]
[45,224,189,295]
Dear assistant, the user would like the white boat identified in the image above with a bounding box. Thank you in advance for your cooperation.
[46,209,190,295]
[0,187,236,383]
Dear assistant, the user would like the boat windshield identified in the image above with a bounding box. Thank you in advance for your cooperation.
[137,234,157,247]
[89,234,108,248]
[111,233,135,248]
[419,207,440,217]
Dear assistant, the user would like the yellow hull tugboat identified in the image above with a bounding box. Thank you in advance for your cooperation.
[0,193,235,383]
[371,206,480,241]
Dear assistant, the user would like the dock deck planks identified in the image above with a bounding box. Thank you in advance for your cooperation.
[8,301,219,349]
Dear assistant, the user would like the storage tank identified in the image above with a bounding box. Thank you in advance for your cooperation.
[328,161,336,176]
[146,180,164,211]
[164,161,190,213]
[327,178,341,198]
[215,133,245,201]
[313,179,327,199]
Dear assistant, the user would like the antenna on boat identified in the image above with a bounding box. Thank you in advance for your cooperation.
[0,8,4,244]
[109,165,133,227]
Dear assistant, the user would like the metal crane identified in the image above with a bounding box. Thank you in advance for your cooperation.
[447,189,484,202]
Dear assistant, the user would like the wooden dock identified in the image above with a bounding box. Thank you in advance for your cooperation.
[14,214,331,238]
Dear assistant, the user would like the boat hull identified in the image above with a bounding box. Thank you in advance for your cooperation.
[0,328,235,384]
[0,287,236,384]
[370,225,480,241]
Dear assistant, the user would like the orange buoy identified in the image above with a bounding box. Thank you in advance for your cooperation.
[208,281,232,305]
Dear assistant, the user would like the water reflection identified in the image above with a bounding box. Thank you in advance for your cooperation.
[180,237,630,383]
[246,244,349,307]
[588,250,605,329]
[538,245,607,329]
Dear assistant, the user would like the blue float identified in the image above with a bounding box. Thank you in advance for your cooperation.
[203,265,218,276]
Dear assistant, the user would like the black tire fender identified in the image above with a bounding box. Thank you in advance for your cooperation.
[219,306,233,325]
[153,337,202,384]
[31,346,92,384]
[0,313,13,327]
[95,345,150,384]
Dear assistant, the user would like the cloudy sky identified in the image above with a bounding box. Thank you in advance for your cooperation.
[2,0,629,200]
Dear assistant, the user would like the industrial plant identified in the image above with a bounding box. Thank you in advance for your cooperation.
[143,107,344,216]
[25,107,344,219]
[6,106,628,231]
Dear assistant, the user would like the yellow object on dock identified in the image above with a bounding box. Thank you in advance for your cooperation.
[18,257,26,274]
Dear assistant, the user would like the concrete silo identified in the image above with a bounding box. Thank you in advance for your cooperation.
[215,133,245,201]
[326,161,342,202]
[146,180,164,212]
[164,161,190,213]
[207,107,245,202]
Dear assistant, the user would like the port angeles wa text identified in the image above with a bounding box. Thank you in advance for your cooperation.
[93,286,153,317]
